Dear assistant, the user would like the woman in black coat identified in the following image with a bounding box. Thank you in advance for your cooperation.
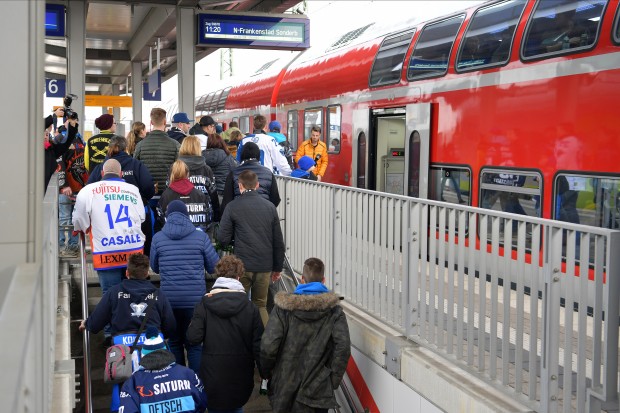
[187,255,264,412]
[202,134,237,196]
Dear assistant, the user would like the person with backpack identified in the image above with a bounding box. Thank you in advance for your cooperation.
[119,326,208,413]
[78,253,176,340]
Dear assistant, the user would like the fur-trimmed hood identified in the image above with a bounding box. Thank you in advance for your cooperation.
[274,291,340,312]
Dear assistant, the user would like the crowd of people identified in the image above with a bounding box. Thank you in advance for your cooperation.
[45,108,345,412]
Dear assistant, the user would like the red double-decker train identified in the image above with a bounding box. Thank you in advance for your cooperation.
[195,0,620,230]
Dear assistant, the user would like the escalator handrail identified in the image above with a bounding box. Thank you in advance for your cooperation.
[79,232,93,413]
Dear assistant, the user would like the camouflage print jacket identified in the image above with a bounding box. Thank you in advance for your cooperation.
[260,291,351,413]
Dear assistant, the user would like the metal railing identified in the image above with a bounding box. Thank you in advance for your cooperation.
[0,179,59,411]
[275,176,620,413]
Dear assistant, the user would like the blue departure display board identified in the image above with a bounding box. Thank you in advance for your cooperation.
[45,4,65,38]
[197,12,309,50]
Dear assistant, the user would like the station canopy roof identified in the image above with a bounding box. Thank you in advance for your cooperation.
[45,0,302,95]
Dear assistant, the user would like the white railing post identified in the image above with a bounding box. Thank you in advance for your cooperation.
[541,225,562,413]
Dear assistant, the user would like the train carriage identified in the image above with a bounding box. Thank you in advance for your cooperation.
[197,0,620,231]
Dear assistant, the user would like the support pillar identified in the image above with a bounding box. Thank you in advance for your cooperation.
[176,7,195,117]
[0,0,44,266]
[132,61,143,123]
[66,0,86,128]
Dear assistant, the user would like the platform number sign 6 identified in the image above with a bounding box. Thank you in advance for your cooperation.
[46,79,65,98]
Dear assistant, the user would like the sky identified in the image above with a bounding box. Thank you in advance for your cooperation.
[64,0,485,129]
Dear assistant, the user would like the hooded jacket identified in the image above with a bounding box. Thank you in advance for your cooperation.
[85,279,176,338]
[186,278,264,410]
[202,148,237,195]
[87,151,155,201]
[157,179,211,232]
[150,211,219,309]
[133,130,180,195]
[119,350,207,413]
[178,155,220,221]
[260,289,351,413]
[217,190,284,273]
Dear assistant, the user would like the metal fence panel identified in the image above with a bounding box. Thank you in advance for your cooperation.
[276,177,620,413]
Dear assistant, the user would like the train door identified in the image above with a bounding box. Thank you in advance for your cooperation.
[367,107,407,193]
[405,103,431,198]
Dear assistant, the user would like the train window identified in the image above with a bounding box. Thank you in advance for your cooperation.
[357,132,367,188]
[210,90,223,113]
[239,116,250,134]
[407,131,421,197]
[430,166,471,205]
[554,174,620,229]
[326,105,341,154]
[479,169,541,232]
[522,0,607,59]
[287,110,298,151]
[369,29,415,87]
[217,87,231,112]
[456,0,527,71]
[615,2,620,44]
[407,14,465,80]
[304,108,324,141]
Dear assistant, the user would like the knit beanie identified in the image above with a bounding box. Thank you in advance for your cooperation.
[140,326,166,356]
[298,156,315,171]
[166,200,188,217]
[95,114,114,130]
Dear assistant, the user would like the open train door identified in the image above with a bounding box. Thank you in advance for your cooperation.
[405,103,432,198]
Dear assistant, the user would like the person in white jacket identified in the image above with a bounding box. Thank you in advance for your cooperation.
[236,115,292,176]
[73,158,146,340]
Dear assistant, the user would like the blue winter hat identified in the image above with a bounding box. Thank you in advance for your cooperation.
[140,326,166,356]
[268,120,281,132]
[172,112,192,124]
[298,156,315,171]
[215,124,223,134]
[166,200,188,217]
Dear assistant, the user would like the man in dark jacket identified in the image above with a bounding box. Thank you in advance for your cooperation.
[79,253,175,339]
[150,200,219,374]
[187,255,264,412]
[221,141,280,214]
[134,108,180,208]
[261,258,351,413]
[218,170,284,326]
[167,112,192,144]
[120,327,207,413]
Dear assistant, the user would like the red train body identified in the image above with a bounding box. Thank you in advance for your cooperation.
[197,0,620,230]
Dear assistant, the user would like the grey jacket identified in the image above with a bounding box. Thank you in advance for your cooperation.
[260,291,351,413]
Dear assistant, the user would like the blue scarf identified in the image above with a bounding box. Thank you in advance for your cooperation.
[294,282,329,295]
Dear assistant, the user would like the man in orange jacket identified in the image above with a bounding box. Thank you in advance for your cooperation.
[295,125,328,181]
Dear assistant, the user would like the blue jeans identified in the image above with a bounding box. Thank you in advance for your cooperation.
[59,194,78,248]
[170,307,202,374]
[97,268,125,337]
[208,408,243,413]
